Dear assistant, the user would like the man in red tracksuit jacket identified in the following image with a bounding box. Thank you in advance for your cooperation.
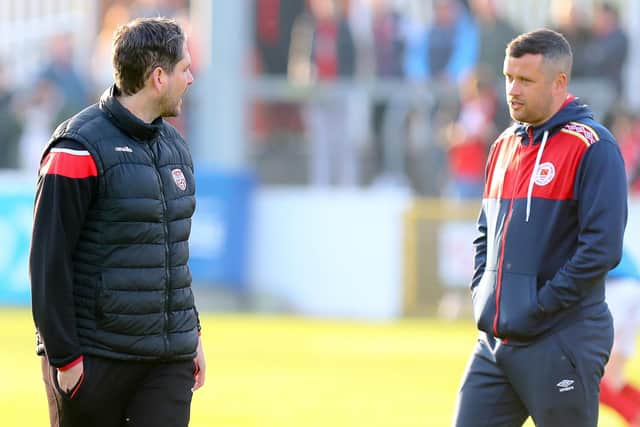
[452,29,627,426]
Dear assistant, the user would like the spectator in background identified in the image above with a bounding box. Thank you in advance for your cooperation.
[369,0,405,179]
[16,79,62,171]
[612,111,640,195]
[256,0,306,76]
[289,0,355,83]
[398,0,478,195]
[550,0,593,80]
[600,248,640,426]
[371,0,404,79]
[551,0,623,122]
[39,33,90,120]
[403,0,478,85]
[468,0,517,131]
[347,0,376,79]
[0,62,22,169]
[253,0,306,155]
[581,2,628,96]
[92,2,131,93]
[443,68,496,199]
[289,0,357,186]
[469,0,517,85]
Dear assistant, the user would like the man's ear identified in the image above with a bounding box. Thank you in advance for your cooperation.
[554,72,568,94]
[149,66,167,92]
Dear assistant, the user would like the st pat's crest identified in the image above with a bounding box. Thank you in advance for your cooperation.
[534,162,555,186]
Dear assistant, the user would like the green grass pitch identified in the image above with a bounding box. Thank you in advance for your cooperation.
[0,308,630,426]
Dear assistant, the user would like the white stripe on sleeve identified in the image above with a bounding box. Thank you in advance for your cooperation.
[50,148,91,156]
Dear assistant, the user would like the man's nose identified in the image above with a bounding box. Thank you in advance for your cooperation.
[507,80,520,96]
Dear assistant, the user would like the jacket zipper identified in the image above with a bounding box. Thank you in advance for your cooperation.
[492,135,525,337]
[147,140,171,355]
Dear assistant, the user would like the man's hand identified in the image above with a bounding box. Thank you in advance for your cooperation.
[57,361,84,394]
[193,335,206,392]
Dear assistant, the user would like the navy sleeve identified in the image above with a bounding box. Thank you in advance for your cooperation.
[470,140,497,293]
[470,207,487,293]
[538,138,628,313]
[29,139,97,368]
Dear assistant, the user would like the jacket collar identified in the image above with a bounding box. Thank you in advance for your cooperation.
[99,85,163,142]
[515,94,594,145]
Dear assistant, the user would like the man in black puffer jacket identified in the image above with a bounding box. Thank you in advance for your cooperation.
[30,17,205,427]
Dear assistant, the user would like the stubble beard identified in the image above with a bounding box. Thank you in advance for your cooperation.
[509,104,532,124]
[158,93,182,118]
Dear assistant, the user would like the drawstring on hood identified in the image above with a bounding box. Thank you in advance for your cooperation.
[513,95,593,222]
[525,130,548,222]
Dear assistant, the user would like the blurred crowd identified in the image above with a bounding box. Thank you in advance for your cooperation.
[252,0,640,197]
[0,0,191,172]
[2,0,640,199]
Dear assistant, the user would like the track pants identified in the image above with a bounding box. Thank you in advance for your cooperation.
[452,309,613,427]
[41,354,195,427]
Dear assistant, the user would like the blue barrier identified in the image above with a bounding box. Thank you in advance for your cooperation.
[0,169,254,306]
[189,169,254,290]
[0,191,33,305]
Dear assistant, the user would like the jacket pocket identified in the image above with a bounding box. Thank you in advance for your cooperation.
[472,270,497,334]
[496,271,543,338]
[52,367,85,401]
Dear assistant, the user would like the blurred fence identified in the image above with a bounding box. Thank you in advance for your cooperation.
[247,76,617,193]
[248,77,446,193]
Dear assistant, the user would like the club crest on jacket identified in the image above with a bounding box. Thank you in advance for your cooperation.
[534,162,555,186]
[172,168,187,191]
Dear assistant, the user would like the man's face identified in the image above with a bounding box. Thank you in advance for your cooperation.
[503,53,557,126]
[159,41,194,118]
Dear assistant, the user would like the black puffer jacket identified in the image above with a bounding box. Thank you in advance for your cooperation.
[42,86,199,361]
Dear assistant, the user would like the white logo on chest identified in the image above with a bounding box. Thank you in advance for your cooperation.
[534,162,555,186]
[171,168,187,191]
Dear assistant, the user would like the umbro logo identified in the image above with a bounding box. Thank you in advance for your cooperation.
[556,379,575,392]
[115,146,133,153]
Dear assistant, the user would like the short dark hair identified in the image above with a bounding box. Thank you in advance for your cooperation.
[112,17,185,95]
[506,28,573,78]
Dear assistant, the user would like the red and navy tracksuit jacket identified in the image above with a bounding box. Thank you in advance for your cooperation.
[471,95,627,342]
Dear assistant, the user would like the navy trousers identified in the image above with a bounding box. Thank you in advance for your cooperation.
[452,309,613,427]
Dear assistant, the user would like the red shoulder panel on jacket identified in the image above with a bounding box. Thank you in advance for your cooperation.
[40,148,98,179]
